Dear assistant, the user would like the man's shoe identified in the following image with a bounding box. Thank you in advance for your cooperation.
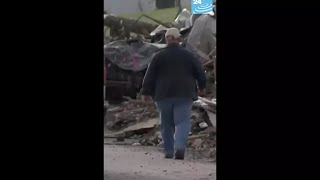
[164,154,174,159]
[174,150,185,160]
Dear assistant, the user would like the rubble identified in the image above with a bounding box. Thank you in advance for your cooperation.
[104,95,216,159]
[106,118,158,138]
[104,9,216,100]
[104,14,159,38]
[199,122,208,128]
[188,133,216,160]
[193,97,216,113]
[150,8,191,37]
[132,142,141,146]
[104,39,166,72]
[206,111,216,127]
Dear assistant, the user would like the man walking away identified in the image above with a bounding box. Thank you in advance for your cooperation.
[141,28,206,160]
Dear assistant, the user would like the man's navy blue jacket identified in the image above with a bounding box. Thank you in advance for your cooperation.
[141,43,206,101]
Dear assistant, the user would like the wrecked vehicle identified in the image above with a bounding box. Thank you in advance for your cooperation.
[104,39,166,102]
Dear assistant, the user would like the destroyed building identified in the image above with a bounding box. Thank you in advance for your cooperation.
[104,6,216,160]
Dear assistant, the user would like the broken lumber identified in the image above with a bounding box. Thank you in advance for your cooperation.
[133,14,172,28]
[198,97,216,107]
[193,97,216,113]
[206,111,216,127]
[104,118,159,138]
[203,60,214,67]
[122,96,145,104]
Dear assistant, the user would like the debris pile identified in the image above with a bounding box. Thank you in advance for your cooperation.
[188,132,216,159]
[104,8,216,100]
[104,96,216,159]
[105,96,158,132]
[104,6,216,160]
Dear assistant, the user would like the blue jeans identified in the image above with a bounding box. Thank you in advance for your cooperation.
[155,97,193,156]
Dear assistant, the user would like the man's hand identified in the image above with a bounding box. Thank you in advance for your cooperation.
[142,95,153,104]
[198,89,206,97]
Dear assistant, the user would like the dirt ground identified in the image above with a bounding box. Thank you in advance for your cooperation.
[104,145,216,180]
